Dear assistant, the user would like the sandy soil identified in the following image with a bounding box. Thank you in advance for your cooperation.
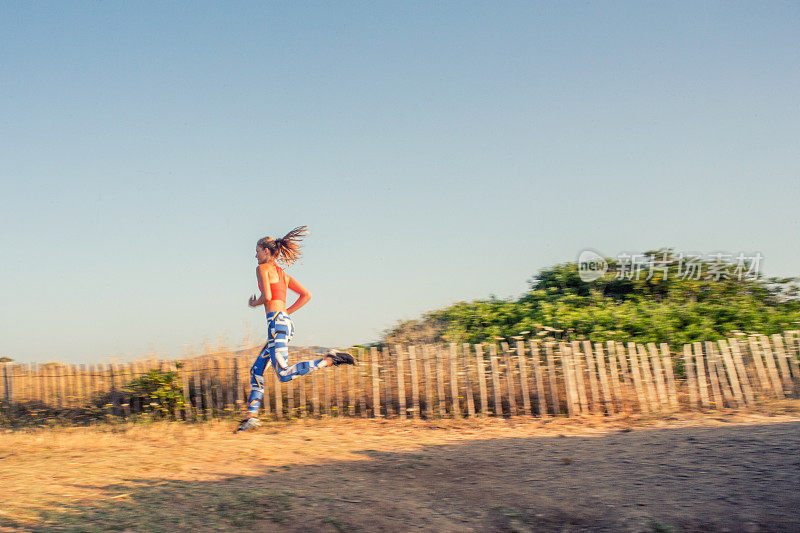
[2,406,800,532]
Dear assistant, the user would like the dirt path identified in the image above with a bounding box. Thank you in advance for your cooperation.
[2,409,800,532]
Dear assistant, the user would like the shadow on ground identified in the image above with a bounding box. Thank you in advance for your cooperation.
[4,422,800,532]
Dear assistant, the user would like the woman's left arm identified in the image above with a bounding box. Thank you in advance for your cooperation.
[285,275,312,314]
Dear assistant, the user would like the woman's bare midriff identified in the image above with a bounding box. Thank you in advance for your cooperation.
[265,300,287,313]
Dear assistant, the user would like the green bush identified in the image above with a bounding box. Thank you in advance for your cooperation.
[382,249,800,348]
[125,367,185,419]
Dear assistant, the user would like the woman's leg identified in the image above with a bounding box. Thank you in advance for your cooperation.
[246,340,273,416]
[270,312,326,383]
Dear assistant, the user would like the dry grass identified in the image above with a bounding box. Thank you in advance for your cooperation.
[2,403,800,532]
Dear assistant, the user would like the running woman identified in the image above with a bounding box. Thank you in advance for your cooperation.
[236,226,355,432]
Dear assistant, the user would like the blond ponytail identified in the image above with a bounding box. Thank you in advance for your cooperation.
[257,225,308,266]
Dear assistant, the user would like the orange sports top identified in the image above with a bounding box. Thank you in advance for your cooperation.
[258,264,288,302]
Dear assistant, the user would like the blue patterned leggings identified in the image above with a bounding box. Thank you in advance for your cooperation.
[247,311,325,414]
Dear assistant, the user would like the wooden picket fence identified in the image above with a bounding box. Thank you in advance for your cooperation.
[2,331,799,421]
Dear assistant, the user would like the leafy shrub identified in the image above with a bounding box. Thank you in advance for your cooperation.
[125,368,185,419]
[382,249,800,348]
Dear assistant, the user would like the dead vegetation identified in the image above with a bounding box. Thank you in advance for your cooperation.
[2,406,800,532]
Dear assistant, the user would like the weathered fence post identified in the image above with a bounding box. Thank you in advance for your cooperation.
[180,359,193,421]
[231,358,240,416]
[515,340,532,416]
[560,343,578,417]
[25,363,35,406]
[408,345,421,418]
[607,341,628,412]
[636,344,659,412]
[783,332,800,388]
[581,341,602,414]
[544,342,561,416]
[212,358,225,417]
[311,357,320,417]
[357,347,367,417]
[770,334,795,396]
[724,339,754,406]
[421,345,434,418]
[529,340,548,417]
[475,344,489,416]
[717,340,745,408]
[2,363,11,408]
[108,364,119,417]
[449,343,461,418]
[488,344,504,417]
[744,337,771,396]
[593,343,615,415]
[462,343,476,418]
[682,344,698,410]
[370,347,381,418]
[627,343,648,413]
[499,342,518,416]
[393,345,406,419]
[703,342,723,408]
[708,343,734,407]
[659,344,679,410]
[435,345,447,417]
[756,336,784,398]
[692,342,710,408]
[647,343,669,409]
[569,341,589,415]
[380,346,394,417]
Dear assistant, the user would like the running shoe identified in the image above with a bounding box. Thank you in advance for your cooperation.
[235,417,261,432]
[326,349,356,366]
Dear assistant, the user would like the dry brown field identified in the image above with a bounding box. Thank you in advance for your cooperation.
[2,403,800,532]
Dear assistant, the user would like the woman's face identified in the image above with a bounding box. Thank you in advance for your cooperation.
[255,245,270,264]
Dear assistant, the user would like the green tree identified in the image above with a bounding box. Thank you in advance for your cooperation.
[382,249,800,348]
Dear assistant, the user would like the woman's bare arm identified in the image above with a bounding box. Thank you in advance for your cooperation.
[248,294,266,307]
[285,275,311,314]
[249,265,272,307]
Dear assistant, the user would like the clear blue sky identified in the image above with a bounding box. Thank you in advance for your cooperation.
[1,2,798,363]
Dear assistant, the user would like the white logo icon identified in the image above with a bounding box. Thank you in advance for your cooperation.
[578,249,608,282]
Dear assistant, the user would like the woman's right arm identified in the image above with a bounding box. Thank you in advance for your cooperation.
[286,275,311,314]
